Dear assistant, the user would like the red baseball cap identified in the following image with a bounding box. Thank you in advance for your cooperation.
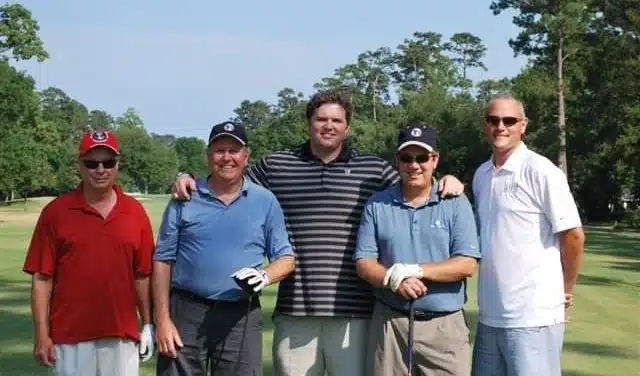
[78,130,121,156]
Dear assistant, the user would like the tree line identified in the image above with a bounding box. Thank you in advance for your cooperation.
[0,1,638,227]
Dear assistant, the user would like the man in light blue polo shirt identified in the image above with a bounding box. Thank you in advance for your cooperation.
[151,121,295,376]
[354,125,481,376]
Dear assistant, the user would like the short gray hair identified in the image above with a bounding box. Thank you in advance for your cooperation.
[487,91,526,118]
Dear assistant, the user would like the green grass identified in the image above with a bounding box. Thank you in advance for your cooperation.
[1,196,638,375]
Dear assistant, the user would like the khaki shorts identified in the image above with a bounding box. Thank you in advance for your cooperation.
[51,338,138,376]
[272,313,369,376]
[366,302,471,376]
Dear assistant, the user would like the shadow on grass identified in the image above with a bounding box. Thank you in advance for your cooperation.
[563,341,635,359]
[562,370,604,376]
[577,274,625,287]
[0,278,40,376]
[609,260,640,273]
[585,228,640,260]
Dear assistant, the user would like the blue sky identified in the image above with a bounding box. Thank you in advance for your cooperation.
[13,0,528,140]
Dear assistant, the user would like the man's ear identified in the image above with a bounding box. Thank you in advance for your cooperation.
[521,117,528,135]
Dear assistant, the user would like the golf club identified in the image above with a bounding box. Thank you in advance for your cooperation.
[407,299,415,376]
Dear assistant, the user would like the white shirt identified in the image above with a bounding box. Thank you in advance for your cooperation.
[472,143,582,328]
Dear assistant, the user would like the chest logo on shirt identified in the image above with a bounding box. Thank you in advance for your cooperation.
[344,168,351,176]
[430,219,445,229]
[503,181,519,193]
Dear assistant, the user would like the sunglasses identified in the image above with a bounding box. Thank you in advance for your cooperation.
[485,115,521,127]
[82,159,118,169]
[398,154,433,164]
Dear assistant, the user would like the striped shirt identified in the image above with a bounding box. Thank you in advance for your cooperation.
[246,141,399,318]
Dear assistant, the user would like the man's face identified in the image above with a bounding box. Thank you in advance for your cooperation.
[484,98,527,153]
[396,145,439,190]
[208,136,248,183]
[78,147,119,190]
[308,103,349,151]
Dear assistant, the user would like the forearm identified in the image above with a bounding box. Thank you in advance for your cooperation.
[420,256,477,283]
[152,261,173,323]
[560,227,586,294]
[355,258,388,288]
[31,273,52,338]
[264,255,295,284]
[135,277,152,325]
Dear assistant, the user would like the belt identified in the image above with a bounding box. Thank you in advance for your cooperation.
[384,302,459,321]
[172,288,259,309]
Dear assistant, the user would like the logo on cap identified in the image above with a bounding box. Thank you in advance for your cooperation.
[223,123,235,132]
[411,128,422,137]
[91,131,108,142]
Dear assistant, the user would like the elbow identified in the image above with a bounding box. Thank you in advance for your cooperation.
[574,227,586,246]
[461,258,479,279]
[562,227,586,251]
[284,255,296,275]
[355,259,368,280]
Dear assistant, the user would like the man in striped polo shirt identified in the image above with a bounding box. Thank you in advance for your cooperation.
[171,90,464,375]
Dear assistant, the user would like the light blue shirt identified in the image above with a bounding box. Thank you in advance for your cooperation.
[354,180,481,312]
[153,177,294,301]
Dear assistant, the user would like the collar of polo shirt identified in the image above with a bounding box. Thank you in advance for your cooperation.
[391,178,441,206]
[300,141,352,163]
[484,141,528,172]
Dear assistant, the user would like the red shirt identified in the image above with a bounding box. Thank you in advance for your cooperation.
[23,185,154,345]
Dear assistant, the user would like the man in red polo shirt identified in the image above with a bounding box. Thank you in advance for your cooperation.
[23,130,155,376]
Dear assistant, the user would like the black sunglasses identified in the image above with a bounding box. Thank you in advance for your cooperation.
[82,159,118,169]
[398,154,432,164]
[485,115,521,126]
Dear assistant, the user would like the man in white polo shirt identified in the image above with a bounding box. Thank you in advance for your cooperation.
[471,93,586,376]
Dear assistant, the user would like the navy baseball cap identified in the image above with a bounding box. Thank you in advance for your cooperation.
[208,121,248,146]
[397,125,438,152]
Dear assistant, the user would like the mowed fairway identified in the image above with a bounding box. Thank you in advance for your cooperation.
[0,195,638,376]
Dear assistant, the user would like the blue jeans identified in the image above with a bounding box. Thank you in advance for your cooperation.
[471,322,565,376]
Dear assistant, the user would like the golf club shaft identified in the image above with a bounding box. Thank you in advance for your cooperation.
[408,299,415,376]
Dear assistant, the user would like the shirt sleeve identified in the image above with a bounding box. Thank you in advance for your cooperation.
[153,200,183,262]
[540,167,582,233]
[264,194,294,262]
[246,156,270,189]
[134,205,155,277]
[450,194,481,259]
[22,206,57,277]
[354,198,380,260]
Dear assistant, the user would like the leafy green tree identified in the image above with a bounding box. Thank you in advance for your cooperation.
[0,3,48,61]
[0,60,47,200]
[444,32,488,87]
[174,137,207,177]
[491,0,590,175]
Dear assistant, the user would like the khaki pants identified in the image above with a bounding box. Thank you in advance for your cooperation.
[272,313,369,376]
[366,302,471,376]
[51,338,138,376]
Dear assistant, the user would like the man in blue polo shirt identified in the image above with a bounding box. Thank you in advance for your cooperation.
[354,125,481,376]
[152,121,295,376]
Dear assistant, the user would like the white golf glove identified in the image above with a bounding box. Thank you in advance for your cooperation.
[139,323,155,362]
[231,267,270,293]
[383,263,424,292]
